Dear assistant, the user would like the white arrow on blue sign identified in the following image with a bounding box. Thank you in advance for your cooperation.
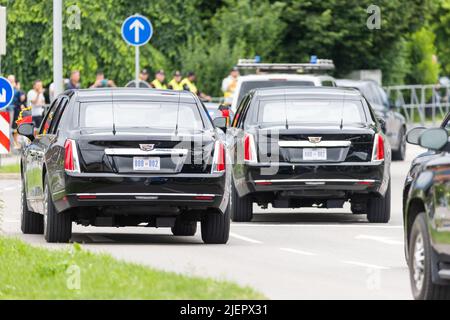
[121,14,153,47]
[0,76,14,111]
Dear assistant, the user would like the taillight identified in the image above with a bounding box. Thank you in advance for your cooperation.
[64,139,81,173]
[221,108,230,118]
[212,141,226,173]
[372,134,385,161]
[244,133,257,163]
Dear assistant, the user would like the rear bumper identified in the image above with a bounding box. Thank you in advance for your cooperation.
[235,161,388,198]
[53,172,228,214]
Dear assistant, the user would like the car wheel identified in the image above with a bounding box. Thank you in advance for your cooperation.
[409,213,450,300]
[201,206,230,244]
[392,128,406,161]
[367,181,391,223]
[43,176,72,243]
[171,217,197,236]
[20,181,44,234]
[230,181,253,222]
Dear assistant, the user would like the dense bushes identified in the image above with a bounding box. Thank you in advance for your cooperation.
[0,0,446,96]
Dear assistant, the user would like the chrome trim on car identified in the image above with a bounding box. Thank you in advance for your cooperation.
[278,141,351,148]
[254,179,377,184]
[75,193,217,197]
[104,148,188,156]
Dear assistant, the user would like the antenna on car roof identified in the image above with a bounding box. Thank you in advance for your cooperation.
[236,57,335,74]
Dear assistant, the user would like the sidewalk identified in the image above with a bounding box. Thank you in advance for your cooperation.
[0,154,20,166]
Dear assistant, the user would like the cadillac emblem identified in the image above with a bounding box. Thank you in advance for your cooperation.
[140,144,155,151]
[308,137,322,144]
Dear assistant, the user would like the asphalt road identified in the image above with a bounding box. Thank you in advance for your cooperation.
[0,145,425,300]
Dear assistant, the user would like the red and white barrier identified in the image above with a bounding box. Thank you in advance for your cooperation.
[0,112,10,154]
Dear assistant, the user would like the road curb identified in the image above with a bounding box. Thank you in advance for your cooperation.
[0,173,20,180]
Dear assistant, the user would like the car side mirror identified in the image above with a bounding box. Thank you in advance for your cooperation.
[213,117,228,131]
[377,118,386,133]
[17,123,35,141]
[406,127,427,145]
[419,128,449,151]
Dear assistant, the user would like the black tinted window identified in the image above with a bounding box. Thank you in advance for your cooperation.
[80,102,204,131]
[258,99,366,125]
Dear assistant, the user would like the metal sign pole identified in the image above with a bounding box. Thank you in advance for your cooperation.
[53,0,64,97]
[135,46,140,85]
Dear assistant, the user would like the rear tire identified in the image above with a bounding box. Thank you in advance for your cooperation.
[367,182,391,223]
[230,182,253,222]
[392,128,406,161]
[44,176,72,243]
[20,181,44,234]
[409,213,450,300]
[201,206,230,244]
[171,217,197,236]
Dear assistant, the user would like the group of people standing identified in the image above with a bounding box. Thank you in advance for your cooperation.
[3,66,240,150]
[137,69,212,102]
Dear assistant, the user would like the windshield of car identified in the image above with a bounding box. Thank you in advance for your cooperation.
[237,80,314,106]
[80,101,204,131]
[257,99,366,125]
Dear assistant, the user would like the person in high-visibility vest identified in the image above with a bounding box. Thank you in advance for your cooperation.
[222,66,240,101]
[181,72,211,101]
[168,71,184,91]
[150,70,168,89]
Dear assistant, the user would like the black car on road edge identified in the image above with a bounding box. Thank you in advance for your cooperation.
[18,88,230,244]
[404,127,450,299]
[226,87,391,223]
[336,79,407,161]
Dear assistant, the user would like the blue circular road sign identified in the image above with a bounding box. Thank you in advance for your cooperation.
[0,77,14,111]
[122,15,153,47]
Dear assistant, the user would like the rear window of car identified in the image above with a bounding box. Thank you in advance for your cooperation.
[79,101,204,130]
[237,80,314,106]
[257,99,366,125]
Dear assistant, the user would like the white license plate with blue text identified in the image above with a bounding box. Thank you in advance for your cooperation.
[133,157,161,171]
[303,148,327,161]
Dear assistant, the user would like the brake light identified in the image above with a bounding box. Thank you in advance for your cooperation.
[244,133,258,163]
[64,139,81,173]
[212,141,226,173]
[372,134,385,161]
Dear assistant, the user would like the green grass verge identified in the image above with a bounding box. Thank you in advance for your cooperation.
[0,163,20,174]
[0,237,264,300]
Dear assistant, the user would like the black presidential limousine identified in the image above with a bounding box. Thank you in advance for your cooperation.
[18,88,230,244]
[226,87,392,223]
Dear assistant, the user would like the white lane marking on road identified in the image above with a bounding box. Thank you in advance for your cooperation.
[231,223,403,229]
[229,232,263,244]
[280,247,318,256]
[355,234,403,245]
[4,219,20,223]
[341,260,390,270]
[0,184,20,192]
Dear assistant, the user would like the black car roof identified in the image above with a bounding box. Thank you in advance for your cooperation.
[68,88,198,104]
[253,86,362,100]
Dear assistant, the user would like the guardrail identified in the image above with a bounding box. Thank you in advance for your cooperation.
[385,84,450,125]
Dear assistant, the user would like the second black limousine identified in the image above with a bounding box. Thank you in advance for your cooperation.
[18,88,230,244]
[226,87,392,223]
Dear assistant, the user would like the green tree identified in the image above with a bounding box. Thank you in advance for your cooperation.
[433,0,450,76]
[406,27,440,84]
[278,0,432,84]
[179,0,286,96]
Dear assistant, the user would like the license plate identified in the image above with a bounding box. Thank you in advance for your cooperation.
[303,148,327,161]
[133,157,160,171]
